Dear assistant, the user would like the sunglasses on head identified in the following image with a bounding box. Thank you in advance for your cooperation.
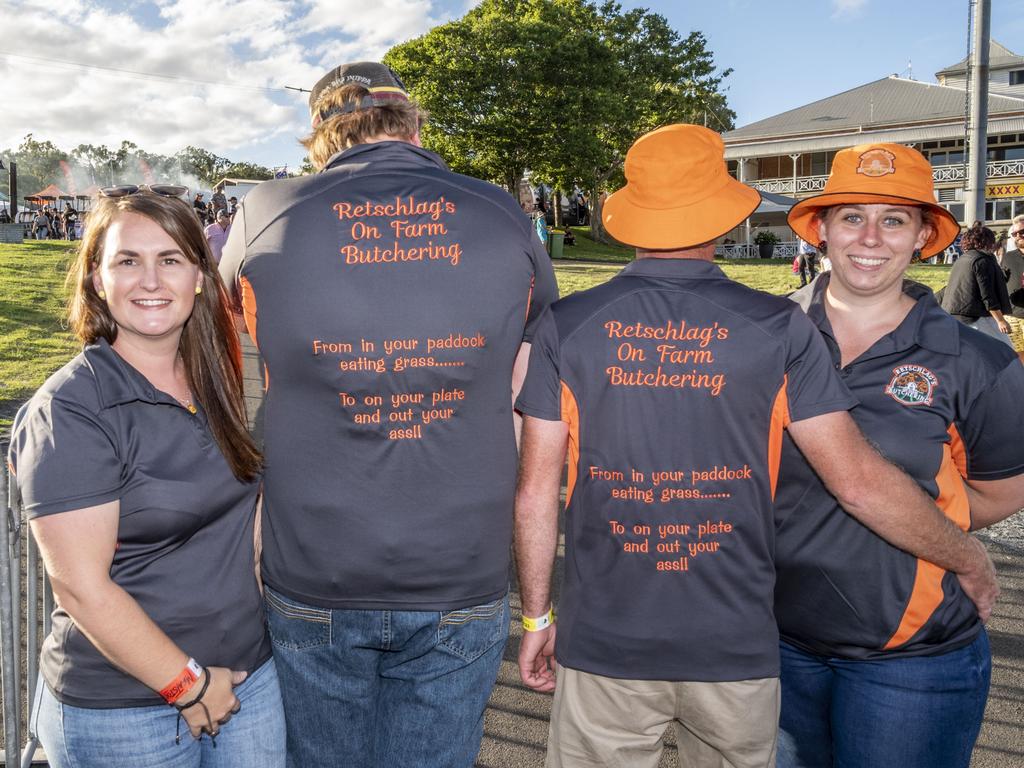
[100,184,189,199]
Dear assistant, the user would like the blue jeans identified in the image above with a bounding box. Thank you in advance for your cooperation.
[264,586,509,768]
[777,631,991,768]
[33,658,285,768]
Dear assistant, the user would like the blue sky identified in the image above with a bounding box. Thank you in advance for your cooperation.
[3,0,1024,177]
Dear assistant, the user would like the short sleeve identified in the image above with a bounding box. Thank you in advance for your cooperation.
[524,236,558,341]
[8,398,124,518]
[218,205,247,312]
[783,309,857,423]
[515,307,563,421]
[956,360,1024,480]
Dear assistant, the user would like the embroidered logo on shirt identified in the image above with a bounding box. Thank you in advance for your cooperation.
[856,149,897,177]
[885,364,938,406]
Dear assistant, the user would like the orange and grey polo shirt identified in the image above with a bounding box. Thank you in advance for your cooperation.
[775,277,1024,660]
[516,258,855,682]
[218,141,557,611]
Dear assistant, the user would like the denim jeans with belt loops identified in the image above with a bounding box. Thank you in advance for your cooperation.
[777,630,991,768]
[33,657,285,768]
[264,585,509,768]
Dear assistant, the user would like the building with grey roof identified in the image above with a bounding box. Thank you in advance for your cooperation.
[720,41,1024,254]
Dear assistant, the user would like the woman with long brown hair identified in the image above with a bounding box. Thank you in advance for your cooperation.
[8,187,284,767]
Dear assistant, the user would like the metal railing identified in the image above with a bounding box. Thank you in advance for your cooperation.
[752,159,1024,193]
[0,463,48,766]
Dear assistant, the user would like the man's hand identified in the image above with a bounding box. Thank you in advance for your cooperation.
[514,415,566,692]
[519,625,557,692]
[955,536,999,622]
[789,411,1006,621]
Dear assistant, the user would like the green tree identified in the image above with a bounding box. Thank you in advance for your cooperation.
[387,0,614,195]
[4,137,283,204]
[221,162,274,181]
[70,143,117,187]
[175,146,230,188]
[583,5,735,240]
[3,134,69,200]
[385,0,735,240]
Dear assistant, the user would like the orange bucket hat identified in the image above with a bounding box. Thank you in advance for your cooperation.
[788,142,960,258]
[602,124,760,250]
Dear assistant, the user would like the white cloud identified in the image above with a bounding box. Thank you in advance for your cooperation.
[832,0,868,17]
[297,0,442,60]
[0,0,450,177]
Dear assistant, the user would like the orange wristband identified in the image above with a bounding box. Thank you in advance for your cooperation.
[160,658,203,704]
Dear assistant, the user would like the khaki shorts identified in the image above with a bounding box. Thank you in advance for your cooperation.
[546,666,779,768]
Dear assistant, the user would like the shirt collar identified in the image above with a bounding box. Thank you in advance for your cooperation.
[322,141,449,173]
[798,273,959,357]
[84,339,170,408]
[618,258,728,281]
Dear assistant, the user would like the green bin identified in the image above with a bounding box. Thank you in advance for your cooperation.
[548,230,565,259]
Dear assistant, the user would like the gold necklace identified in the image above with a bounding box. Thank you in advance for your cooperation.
[176,393,198,414]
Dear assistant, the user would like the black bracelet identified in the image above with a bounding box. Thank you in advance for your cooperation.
[174,667,211,711]
[174,668,212,746]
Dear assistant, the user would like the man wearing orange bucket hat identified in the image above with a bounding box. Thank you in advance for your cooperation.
[512,127,999,768]
[774,142,1024,768]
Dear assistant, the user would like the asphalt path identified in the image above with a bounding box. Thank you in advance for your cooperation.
[474,535,1024,768]
[240,338,1024,768]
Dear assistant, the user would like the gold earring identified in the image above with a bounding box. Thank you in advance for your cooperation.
[195,285,202,295]
[97,289,106,300]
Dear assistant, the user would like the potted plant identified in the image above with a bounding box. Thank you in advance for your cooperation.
[754,230,779,259]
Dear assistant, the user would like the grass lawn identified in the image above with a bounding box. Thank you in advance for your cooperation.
[1,241,79,437]
[0,238,953,439]
[554,227,953,294]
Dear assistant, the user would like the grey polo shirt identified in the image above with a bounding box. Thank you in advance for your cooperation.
[8,340,270,708]
[516,259,855,681]
[219,141,558,610]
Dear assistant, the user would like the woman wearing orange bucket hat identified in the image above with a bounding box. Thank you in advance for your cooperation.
[774,143,1024,768]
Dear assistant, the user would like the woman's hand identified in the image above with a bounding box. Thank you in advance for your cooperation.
[178,667,247,739]
[991,310,1012,334]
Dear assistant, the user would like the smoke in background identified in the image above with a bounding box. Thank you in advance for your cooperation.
[61,152,219,195]
[0,137,281,208]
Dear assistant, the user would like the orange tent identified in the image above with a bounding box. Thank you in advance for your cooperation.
[25,183,69,201]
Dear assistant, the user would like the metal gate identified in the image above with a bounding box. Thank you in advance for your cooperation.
[0,463,49,766]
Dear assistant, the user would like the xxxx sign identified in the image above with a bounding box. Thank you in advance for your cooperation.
[986,182,1024,198]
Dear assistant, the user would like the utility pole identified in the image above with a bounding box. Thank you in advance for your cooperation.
[0,160,19,221]
[965,0,991,223]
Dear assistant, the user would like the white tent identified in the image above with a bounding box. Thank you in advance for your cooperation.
[754,190,798,215]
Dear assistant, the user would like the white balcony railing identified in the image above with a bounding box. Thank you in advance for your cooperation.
[716,241,799,259]
[749,176,828,195]
[750,159,1024,194]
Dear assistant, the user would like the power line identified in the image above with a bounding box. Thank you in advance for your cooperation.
[0,50,306,94]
